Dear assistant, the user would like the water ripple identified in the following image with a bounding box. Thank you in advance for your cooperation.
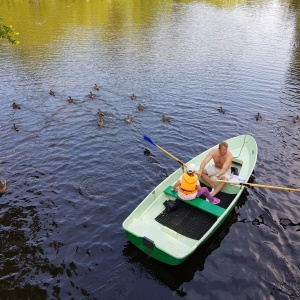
[0,0,300,299]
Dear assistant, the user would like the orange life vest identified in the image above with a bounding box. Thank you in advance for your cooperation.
[178,173,197,194]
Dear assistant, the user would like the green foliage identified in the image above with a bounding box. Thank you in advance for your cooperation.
[0,17,19,44]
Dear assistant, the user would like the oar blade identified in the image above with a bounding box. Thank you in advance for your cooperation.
[144,135,156,147]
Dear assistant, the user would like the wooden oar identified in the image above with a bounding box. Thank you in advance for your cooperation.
[144,135,300,193]
[216,180,300,192]
[143,136,187,167]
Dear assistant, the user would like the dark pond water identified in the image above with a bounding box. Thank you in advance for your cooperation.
[0,0,299,299]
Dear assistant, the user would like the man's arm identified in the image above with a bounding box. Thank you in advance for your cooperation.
[197,150,214,176]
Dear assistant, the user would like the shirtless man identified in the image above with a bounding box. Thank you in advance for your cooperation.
[196,141,232,197]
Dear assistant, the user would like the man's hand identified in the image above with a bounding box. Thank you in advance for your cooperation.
[196,170,202,177]
[210,176,218,182]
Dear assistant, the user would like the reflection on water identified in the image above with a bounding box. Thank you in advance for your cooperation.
[0,203,48,298]
[0,0,300,299]
[123,202,240,291]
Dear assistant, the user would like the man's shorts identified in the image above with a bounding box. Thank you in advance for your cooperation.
[205,165,231,180]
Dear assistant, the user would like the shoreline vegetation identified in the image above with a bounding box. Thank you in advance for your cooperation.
[0,17,19,44]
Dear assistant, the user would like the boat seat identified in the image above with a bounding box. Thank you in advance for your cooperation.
[163,186,225,217]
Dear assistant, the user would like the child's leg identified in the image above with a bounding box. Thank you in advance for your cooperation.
[196,187,210,198]
[197,187,220,204]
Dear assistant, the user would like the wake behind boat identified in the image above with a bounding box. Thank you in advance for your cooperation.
[122,135,258,265]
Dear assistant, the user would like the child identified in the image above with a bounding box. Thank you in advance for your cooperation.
[172,163,220,204]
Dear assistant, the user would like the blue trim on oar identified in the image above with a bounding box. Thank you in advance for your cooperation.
[143,135,157,147]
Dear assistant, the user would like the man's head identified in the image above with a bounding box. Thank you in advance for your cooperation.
[218,141,228,156]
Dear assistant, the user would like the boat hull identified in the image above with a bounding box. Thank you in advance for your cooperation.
[123,135,258,265]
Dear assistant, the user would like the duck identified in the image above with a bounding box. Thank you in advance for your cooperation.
[12,123,19,131]
[12,102,21,109]
[88,92,95,99]
[144,149,151,156]
[218,106,225,114]
[137,103,144,111]
[0,180,7,194]
[162,115,170,123]
[68,96,75,103]
[98,117,104,126]
[49,89,55,96]
[124,115,132,124]
[93,84,99,91]
[97,109,104,117]
[293,115,299,123]
[131,93,136,100]
[255,113,261,121]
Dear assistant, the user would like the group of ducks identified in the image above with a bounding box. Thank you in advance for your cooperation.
[97,92,164,126]
[12,102,21,131]
[97,93,145,126]
[253,112,299,123]
[217,106,299,123]
[218,105,262,120]
[120,93,145,125]
[49,87,147,127]
[10,91,299,131]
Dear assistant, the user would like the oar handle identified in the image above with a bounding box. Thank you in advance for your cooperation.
[216,180,300,192]
[156,145,187,167]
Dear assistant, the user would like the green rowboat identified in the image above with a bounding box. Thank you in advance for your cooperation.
[123,135,258,265]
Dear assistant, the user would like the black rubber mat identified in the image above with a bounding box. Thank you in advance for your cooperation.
[155,185,236,240]
[156,200,217,240]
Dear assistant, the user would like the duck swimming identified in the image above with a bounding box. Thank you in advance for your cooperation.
[94,84,99,90]
[98,117,104,126]
[162,115,170,123]
[218,106,225,114]
[12,102,21,109]
[255,113,261,121]
[137,103,144,111]
[97,109,104,117]
[68,96,75,103]
[49,89,55,96]
[89,92,95,99]
[131,93,136,100]
[144,149,151,156]
[124,115,132,124]
[0,180,6,194]
[12,123,19,131]
[293,115,299,123]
